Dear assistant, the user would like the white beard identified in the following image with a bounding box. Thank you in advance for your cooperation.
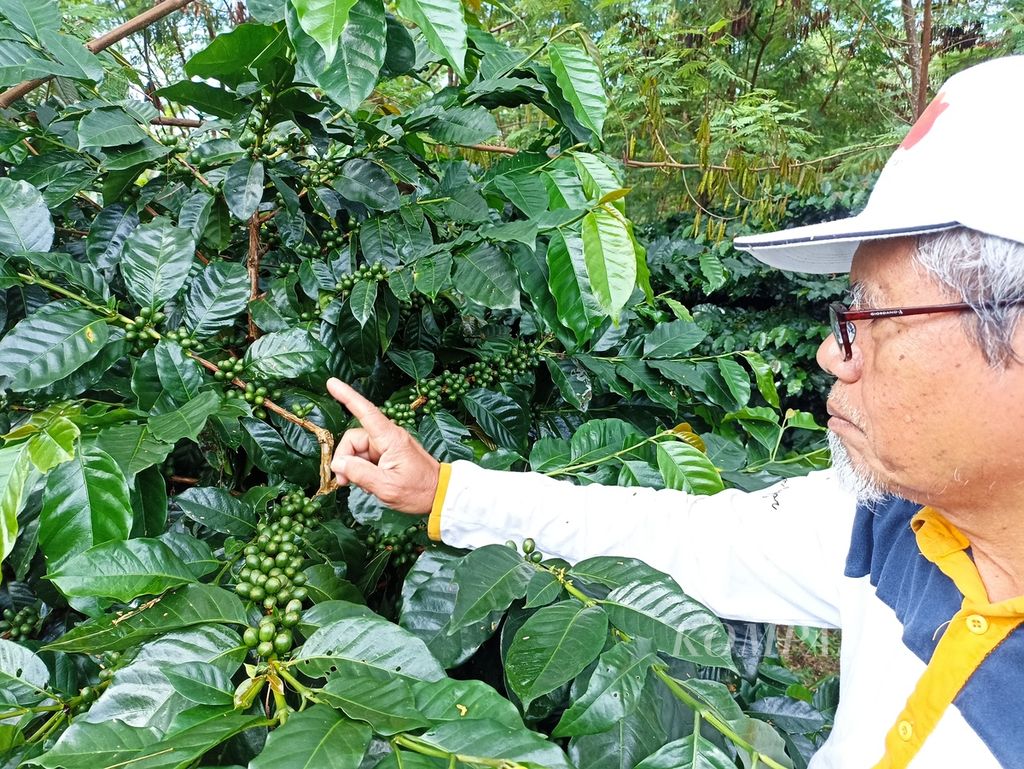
[827,430,888,506]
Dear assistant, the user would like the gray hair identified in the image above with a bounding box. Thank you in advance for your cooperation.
[913,227,1024,366]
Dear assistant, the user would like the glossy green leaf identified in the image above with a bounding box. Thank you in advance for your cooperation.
[0,444,33,564]
[417,719,574,769]
[91,425,173,483]
[461,388,528,452]
[319,665,429,734]
[185,22,285,87]
[18,251,109,303]
[349,279,378,327]
[155,80,242,119]
[0,305,108,391]
[569,556,666,589]
[717,357,751,409]
[411,677,524,729]
[148,390,223,444]
[418,410,474,462]
[333,159,399,211]
[396,0,466,79]
[175,486,257,536]
[553,639,658,737]
[296,615,446,680]
[574,153,623,208]
[39,30,103,80]
[158,531,218,578]
[153,341,205,404]
[505,600,608,709]
[120,217,196,310]
[250,704,370,769]
[0,638,48,708]
[289,0,386,112]
[548,43,606,140]
[634,734,735,769]
[77,108,147,148]
[450,544,533,631]
[0,0,59,40]
[655,441,724,495]
[40,446,132,569]
[546,230,600,343]
[0,177,54,253]
[400,549,501,667]
[45,584,247,653]
[741,351,780,408]
[382,14,416,75]
[244,327,329,379]
[581,209,636,321]
[292,0,358,64]
[164,663,234,707]
[413,252,452,298]
[48,537,197,601]
[643,320,707,358]
[453,242,519,309]
[25,415,78,472]
[427,106,499,145]
[223,157,264,220]
[601,578,734,669]
[494,171,548,218]
[86,204,137,270]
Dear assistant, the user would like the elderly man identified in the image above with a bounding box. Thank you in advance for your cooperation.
[326,56,1024,768]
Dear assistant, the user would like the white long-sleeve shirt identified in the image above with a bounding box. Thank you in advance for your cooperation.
[427,461,1024,769]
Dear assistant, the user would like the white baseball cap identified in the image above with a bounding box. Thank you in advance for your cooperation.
[733,56,1024,274]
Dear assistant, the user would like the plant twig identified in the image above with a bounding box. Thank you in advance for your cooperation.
[246,213,262,342]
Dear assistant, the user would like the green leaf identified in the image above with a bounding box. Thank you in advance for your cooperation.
[740,351,780,409]
[18,251,109,303]
[748,696,827,734]
[461,388,528,452]
[634,734,735,769]
[699,251,727,292]
[0,177,53,253]
[155,81,242,119]
[642,320,707,358]
[245,327,328,379]
[77,108,147,148]
[45,584,247,653]
[546,230,600,343]
[47,538,197,601]
[574,152,623,207]
[148,390,223,444]
[546,356,593,411]
[411,678,524,729]
[164,663,234,707]
[319,665,430,734]
[416,719,574,769]
[569,556,666,589]
[86,204,137,270]
[33,714,263,769]
[185,22,285,87]
[548,43,606,140]
[0,639,48,708]
[158,531,218,578]
[0,305,108,391]
[567,683,668,769]
[25,415,78,471]
[0,444,33,563]
[450,544,533,631]
[250,704,370,769]
[154,341,205,404]
[292,0,359,65]
[601,578,734,669]
[382,14,416,75]
[349,279,378,327]
[553,639,658,737]
[396,0,466,80]
[91,425,173,483]
[289,0,386,112]
[453,242,519,309]
[223,157,264,220]
[387,349,434,380]
[427,106,499,145]
[581,209,636,321]
[295,615,446,681]
[0,0,59,41]
[38,30,103,81]
[175,486,257,536]
[413,252,452,298]
[655,441,724,495]
[40,446,132,569]
[494,171,548,218]
[333,159,399,211]
[399,549,500,667]
[418,410,474,462]
[120,217,196,310]
[716,357,751,409]
[505,600,608,710]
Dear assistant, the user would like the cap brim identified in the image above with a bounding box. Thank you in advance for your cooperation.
[733,214,960,274]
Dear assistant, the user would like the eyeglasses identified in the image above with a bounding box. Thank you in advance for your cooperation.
[828,300,995,361]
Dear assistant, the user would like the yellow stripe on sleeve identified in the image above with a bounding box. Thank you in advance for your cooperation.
[427,462,452,542]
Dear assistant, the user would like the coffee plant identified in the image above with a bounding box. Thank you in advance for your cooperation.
[0,1,836,768]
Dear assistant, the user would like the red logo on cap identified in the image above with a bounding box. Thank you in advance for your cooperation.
[901,93,949,150]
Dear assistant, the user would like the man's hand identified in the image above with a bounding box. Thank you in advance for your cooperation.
[326,378,440,515]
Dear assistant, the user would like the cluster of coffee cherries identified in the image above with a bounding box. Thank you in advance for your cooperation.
[0,604,40,641]
[97,650,123,682]
[242,598,303,659]
[291,401,316,419]
[380,398,416,428]
[341,514,426,570]
[319,228,346,255]
[508,537,544,563]
[121,307,165,352]
[163,326,199,350]
[334,262,390,298]
[213,356,246,382]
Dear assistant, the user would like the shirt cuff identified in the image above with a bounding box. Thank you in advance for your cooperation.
[427,462,452,541]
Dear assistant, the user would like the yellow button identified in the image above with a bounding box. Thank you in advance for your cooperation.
[966,614,989,634]
[897,720,914,741]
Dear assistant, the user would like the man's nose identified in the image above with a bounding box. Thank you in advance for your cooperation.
[816,334,862,383]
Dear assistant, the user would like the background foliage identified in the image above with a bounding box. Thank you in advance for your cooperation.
[0,0,1014,768]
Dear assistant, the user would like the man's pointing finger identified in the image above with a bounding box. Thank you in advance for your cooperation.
[326,378,395,436]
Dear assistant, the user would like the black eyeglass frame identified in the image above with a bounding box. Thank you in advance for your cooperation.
[827,300,1017,361]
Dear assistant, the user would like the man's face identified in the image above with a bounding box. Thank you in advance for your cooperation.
[815,237,1024,511]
